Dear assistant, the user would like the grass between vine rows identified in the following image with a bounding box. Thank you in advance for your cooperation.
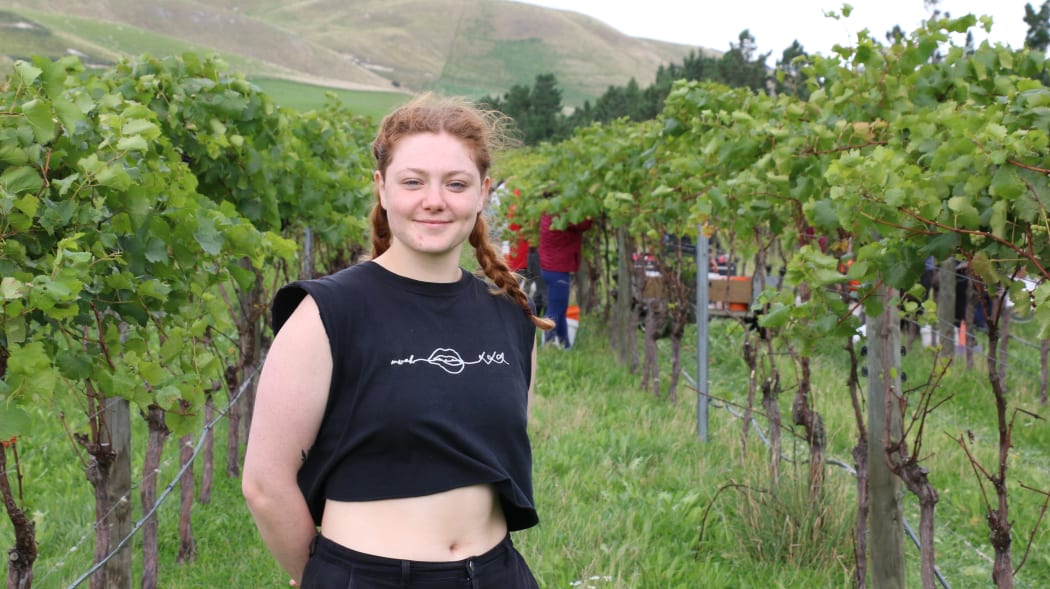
[4,315,1049,588]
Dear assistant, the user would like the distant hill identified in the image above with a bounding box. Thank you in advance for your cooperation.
[0,0,714,106]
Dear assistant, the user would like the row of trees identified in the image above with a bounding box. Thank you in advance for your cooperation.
[496,11,1048,589]
[1,54,377,587]
[481,29,782,145]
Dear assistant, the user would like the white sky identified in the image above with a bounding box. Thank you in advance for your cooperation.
[512,0,1037,61]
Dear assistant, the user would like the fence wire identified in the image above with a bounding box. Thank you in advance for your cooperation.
[26,358,264,589]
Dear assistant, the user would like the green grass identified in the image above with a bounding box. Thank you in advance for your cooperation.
[520,324,857,588]
[3,316,1049,587]
[249,77,408,119]
[0,11,102,64]
[527,317,1050,588]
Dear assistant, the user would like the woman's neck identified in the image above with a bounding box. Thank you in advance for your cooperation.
[372,246,466,283]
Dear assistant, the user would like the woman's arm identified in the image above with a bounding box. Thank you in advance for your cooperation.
[243,295,332,584]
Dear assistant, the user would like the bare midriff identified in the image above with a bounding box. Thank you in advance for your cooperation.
[319,483,507,561]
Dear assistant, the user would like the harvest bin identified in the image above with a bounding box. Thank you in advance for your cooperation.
[709,275,752,312]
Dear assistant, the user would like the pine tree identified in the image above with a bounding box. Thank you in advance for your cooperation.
[717,30,771,93]
[527,73,563,144]
[1024,1,1050,51]
[774,40,810,100]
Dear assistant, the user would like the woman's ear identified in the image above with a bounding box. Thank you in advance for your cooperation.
[374,170,386,207]
[479,176,491,213]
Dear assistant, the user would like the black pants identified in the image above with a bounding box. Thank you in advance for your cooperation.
[300,533,540,589]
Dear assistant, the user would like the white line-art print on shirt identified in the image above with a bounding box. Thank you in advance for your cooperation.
[390,348,510,375]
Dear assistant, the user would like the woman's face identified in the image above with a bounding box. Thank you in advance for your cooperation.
[375,132,489,261]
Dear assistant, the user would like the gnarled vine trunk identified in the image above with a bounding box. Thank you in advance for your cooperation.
[199,391,216,504]
[102,397,132,589]
[141,406,169,589]
[641,297,662,398]
[76,382,130,589]
[177,433,196,564]
[1,442,35,589]
[791,357,825,496]
[845,339,869,589]
[227,258,265,478]
[984,309,1014,589]
[740,337,758,456]
[759,338,782,482]
[610,228,638,371]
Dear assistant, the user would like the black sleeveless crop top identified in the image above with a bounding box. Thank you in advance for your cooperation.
[271,261,538,530]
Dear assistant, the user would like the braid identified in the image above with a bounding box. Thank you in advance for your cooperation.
[470,214,554,331]
[369,202,391,259]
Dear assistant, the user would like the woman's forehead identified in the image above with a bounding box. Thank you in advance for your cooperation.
[387,132,481,174]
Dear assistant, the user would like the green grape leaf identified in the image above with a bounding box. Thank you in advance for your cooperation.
[52,98,84,132]
[947,196,980,228]
[94,163,132,190]
[0,144,28,166]
[4,341,57,401]
[0,403,31,440]
[117,135,149,152]
[757,303,791,329]
[918,232,960,260]
[138,360,166,388]
[1,166,44,195]
[13,61,42,86]
[1,277,27,301]
[21,99,56,144]
[56,349,94,381]
[989,200,1008,239]
[194,215,224,255]
[989,165,1024,200]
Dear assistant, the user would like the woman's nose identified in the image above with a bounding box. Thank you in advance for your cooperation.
[420,184,445,209]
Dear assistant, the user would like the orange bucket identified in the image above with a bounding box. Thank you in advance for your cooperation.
[565,305,580,346]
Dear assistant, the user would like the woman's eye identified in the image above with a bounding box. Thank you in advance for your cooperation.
[402,179,422,187]
[448,180,468,191]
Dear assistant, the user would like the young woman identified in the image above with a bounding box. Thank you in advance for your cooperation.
[242,94,552,588]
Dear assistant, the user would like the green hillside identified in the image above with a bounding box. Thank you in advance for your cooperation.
[0,0,710,106]
[251,76,409,119]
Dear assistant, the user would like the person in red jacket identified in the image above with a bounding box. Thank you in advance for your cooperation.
[539,210,592,348]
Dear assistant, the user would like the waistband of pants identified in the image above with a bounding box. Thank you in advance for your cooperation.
[311,533,513,572]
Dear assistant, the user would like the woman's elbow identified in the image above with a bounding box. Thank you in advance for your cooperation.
[241,473,265,510]
[241,465,281,515]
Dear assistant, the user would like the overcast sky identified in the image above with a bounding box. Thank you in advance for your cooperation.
[512,0,1036,61]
